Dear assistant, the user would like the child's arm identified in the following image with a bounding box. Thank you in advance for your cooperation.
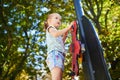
[62,31,68,43]
[49,22,73,38]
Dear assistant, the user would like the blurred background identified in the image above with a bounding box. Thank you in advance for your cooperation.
[0,0,120,80]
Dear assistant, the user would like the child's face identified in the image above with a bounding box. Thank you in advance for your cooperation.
[48,13,62,28]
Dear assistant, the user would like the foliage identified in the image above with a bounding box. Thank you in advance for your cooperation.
[0,0,45,80]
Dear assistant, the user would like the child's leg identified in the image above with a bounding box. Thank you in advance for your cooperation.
[46,50,64,80]
[51,67,62,80]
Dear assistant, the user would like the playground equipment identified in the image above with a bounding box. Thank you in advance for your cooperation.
[70,0,112,80]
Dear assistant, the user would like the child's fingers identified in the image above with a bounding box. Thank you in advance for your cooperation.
[70,28,74,32]
[64,31,68,36]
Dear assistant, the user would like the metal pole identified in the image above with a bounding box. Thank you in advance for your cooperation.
[73,0,95,80]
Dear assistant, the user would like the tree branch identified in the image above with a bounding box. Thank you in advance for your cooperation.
[104,2,114,30]
[87,0,96,18]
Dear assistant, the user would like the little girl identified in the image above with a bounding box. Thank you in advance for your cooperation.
[45,13,73,80]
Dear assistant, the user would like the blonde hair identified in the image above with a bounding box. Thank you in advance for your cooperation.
[44,13,61,30]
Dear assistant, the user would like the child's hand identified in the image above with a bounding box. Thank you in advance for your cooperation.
[68,21,74,31]
[64,31,68,36]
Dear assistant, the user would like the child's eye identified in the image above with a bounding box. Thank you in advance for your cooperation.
[56,17,58,19]
[55,17,61,21]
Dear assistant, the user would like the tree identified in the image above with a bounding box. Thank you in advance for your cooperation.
[0,0,45,79]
